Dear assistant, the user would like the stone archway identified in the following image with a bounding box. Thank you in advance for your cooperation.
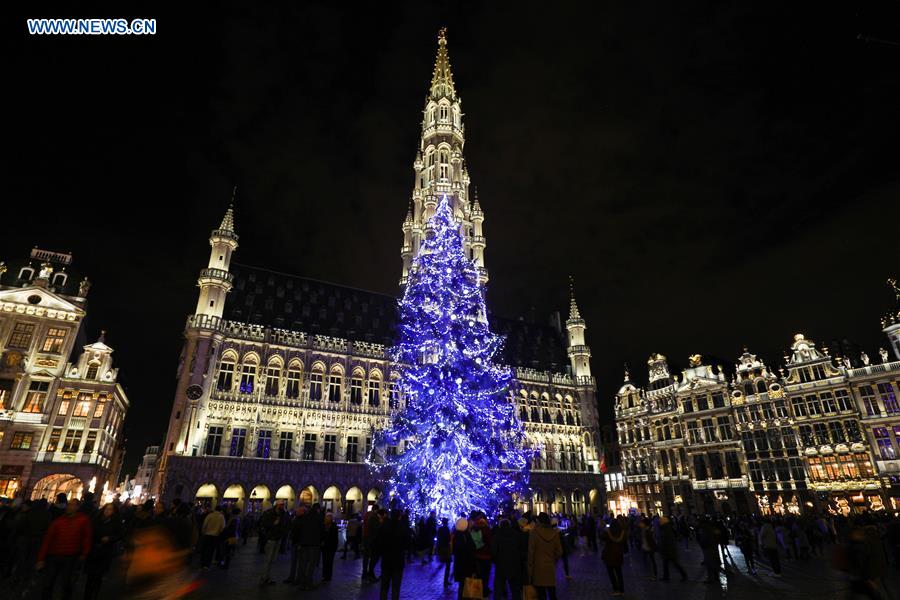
[223,484,246,510]
[248,484,271,511]
[345,487,363,516]
[31,474,84,501]
[275,485,296,509]
[299,485,319,506]
[366,487,381,511]
[195,483,219,509]
[323,485,341,514]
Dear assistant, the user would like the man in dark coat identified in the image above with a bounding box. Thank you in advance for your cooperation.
[452,518,477,595]
[376,509,410,600]
[257,501,288,585]
[658,516,687,581]
[492,519,526,600]
[297,503,324,590]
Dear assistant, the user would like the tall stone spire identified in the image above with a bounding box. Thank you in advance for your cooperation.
[218,186,237,233]
[568,276,582,321]
[430,27,457,101]
[402,29,484,286]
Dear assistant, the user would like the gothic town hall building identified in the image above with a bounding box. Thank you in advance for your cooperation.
[157,31,603,517]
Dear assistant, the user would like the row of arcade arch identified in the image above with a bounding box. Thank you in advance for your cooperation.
[194,483,379,515]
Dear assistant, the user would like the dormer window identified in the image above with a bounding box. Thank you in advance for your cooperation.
[86,363,100,380]
[18,267,35,281]
[51,272,67,287]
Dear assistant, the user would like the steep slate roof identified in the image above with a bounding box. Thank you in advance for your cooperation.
[224,263,569,372]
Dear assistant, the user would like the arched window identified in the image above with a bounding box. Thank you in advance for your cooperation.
[309,363,325,401]
[743,381,754,397]
[264,361,281,396]
[86,362,100,380]
[388,375,400,409]
[349,368,364,405]
[285,361,303,399]
[756,380,768,395]
[51,272,67,287]
[367,371,382,406]
[438,148,450,180]
[217,354,236,391]
[239,355,258,393]
[328,366,343,403]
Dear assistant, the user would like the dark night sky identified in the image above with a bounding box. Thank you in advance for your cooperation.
[6,2,900,474]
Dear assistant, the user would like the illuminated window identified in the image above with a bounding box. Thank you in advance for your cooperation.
[367,373,381,406]
[22,380,49,413]
[879,383,899,414]
[41,328,68,353]
[229,428,246,457]
[73,394,92,417]
[256,430,272,458]
[46,428,62,451]
[61,430,82,453]
[303,434,317,460]
[238,360,256,393]
[7,323,35,350]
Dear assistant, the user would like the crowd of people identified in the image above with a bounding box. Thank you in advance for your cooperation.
[596,511,900,599]
[1,490,899,600]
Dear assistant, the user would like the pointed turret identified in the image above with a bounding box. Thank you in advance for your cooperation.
[430,27,457,101]
[566,277,592,380]
[195,192,239,319]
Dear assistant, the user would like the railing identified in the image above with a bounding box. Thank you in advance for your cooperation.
[848,361,900,378]
[198,268,235,284]
[211,228,238,242]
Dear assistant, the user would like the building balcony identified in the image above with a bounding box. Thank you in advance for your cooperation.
[691,477,749,490]
[197,268,235,286]
[210,229,239,244]
[470,235,486,247]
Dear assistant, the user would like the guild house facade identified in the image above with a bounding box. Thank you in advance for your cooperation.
[0,249,129,502]
[157,30,603,517]
[614,282,900,516]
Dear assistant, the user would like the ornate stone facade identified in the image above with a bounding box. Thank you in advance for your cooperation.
[0,248,129,501]
[614,289,900,516]
[157,31,603,517]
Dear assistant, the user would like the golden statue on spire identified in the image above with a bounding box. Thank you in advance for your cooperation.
[889,277,899,301]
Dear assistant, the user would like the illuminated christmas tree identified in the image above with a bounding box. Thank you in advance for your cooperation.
[371,195,531,520]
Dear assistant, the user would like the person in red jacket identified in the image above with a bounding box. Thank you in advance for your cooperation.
[37,497,92,600]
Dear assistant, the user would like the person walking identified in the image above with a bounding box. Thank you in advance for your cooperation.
[37,498,92,600]
[83,503,124,600]
[436,517,453,586]
[528,512,562,600]
[342,512,361,559]
[601,521,626,596]
[492,518,526,600]
[284,505,306,584]
[219,507,240,570]
[658,516,687,581]
[735,521,756,575]
[199,506,225,570]
[471,512,494,594]
[758,519,781,577]
[639,517,658,579]
[257,501,288,586]
[585,513,598,553]
[452,517,476,600]
[362,505,382,582]
[297,502,324,590]
[697,519,722,584]
[376,509,410,600]
[321,511,339,582]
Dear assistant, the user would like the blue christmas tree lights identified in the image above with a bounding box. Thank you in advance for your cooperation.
[369,194,531,520]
